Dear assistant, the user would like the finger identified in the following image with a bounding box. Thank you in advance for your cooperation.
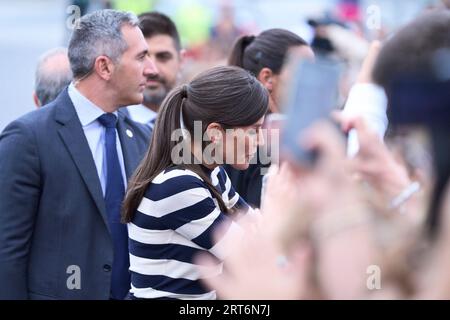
[357,40,382,83]
[350,117,384,153]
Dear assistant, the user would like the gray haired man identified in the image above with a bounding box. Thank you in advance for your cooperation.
[33,47,73,107]
[0,10,156,299]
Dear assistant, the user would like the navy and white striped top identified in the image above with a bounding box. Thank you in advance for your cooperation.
[128,165,250,300]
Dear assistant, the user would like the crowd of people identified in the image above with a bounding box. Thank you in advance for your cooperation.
[0,1,449,300]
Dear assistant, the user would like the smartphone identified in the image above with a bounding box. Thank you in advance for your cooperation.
[280,55,343,166]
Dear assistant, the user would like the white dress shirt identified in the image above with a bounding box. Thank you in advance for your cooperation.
[68,83,127,196]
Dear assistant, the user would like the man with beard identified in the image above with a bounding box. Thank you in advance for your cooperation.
[127,12,184,129]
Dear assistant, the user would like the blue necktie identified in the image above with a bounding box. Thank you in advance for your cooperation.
[97,113,130,300]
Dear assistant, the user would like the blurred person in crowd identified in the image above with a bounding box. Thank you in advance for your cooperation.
[33,47,73,107]
[372,10,450,236]
[343,3,450,144]
[174,0,211,51]
[127,11,184,129]
[307,13,376,110]
[359,11,450,298]
[228,29,313,114]
[122,66,268,300]
[307,14,344,56]
[224,29,313,208]
[198,10,450,300]
[207,1,243,62]
[345,9,449,214]
[0,9,155,299]
[309,10,450,297]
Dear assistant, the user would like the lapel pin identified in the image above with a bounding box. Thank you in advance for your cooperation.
[126,129,133,138]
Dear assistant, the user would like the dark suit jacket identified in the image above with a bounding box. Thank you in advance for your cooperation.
[224,152,270,208]
[0,89,151,299]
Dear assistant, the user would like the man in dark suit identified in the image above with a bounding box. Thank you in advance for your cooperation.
[0,9,156,299]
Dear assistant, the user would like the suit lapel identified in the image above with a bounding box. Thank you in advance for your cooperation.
[117,111,141,182]
[54,89,108,225]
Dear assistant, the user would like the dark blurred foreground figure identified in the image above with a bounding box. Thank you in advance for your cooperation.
[372,10,450,238]
[197,10,450,300]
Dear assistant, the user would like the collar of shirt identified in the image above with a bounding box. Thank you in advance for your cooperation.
[68,82,118,126]
[67,82,127,195]
[126,104,157,125]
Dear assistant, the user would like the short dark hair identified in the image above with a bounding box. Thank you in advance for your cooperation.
[138,11,181,51]
[228,28,308,76]
[373,10,450,91]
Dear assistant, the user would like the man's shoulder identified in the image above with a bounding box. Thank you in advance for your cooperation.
[5,87,74,133]
[2,103,57,136]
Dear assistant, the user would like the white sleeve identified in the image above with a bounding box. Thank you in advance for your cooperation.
[343,83,388,157]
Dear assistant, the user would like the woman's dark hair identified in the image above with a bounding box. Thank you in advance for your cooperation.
[228,28,308,76]
[122,66,269,223]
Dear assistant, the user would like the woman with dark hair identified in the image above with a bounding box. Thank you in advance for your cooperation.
[225,28,314,207]
[228,28,313,113]
[122,66,269,299]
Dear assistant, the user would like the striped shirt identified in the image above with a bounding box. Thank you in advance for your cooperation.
[128,165,250,300]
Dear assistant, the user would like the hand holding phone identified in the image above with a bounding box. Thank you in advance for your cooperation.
[281,55,343,166]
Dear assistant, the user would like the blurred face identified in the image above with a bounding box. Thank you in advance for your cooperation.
[224,116,266,170]
[143,34,181,110]
[110,25,157,106]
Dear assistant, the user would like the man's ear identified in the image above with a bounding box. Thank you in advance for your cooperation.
[176,49,187,81]
[257,67,274,92]
[205,122,224,144]
[94,55,114,80]
[179,49,187,66]
[32,92,41,108]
